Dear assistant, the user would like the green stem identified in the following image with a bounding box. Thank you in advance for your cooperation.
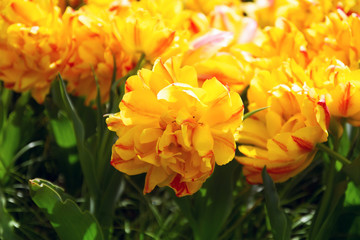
[310,140,347,239]
[280,157,322,199]
[309,157,336,240]
[316,143,351,165]
[348,127,360,159]
[97,133,114,178]
[95,171,124,240]
[218,197,263,240]
[124,175,163,227]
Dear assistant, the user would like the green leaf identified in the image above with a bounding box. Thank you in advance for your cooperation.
[29,178,104,240]
[55,75,85,143]
[338,123,351,157]
[93,168,124,239]
[0,92,35,182]
[175,160,237,240]
[335,206,360,239]
[345,181,360,206]
[243,107,269,120]
[262,167,291,240]
[308,157,338,240]
[343,157,360,186]
[0,189,20,240]
[49,111,76,148]
[348,216,360,239]
[53,75,100,198]
[92,67,105,142]
[0,87,12,133]
[314,180,347,240]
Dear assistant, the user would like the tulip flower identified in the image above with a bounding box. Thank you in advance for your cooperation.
[209,5,258,44]
[0,0,67,103]
[112,8,177,62]
[307,57,360,126]
[107,57,243,196]
[231,18,310,72]
[305,9,360,70]
[236,68,329,183]
[183,0,240,14]
[60,5,133,104]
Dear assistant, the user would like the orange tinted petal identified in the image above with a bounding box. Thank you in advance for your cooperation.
[212,130,236,165]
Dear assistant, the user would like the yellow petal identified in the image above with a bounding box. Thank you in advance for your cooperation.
[144,166,169,194]
[178,65,199,87]
[106,112,124,132]
[183,29,233,65]
[192,124,214,156]
[150,58,176,93]
[113,129,137,161]
[267,133,293,161]
[139,152,161,167]
[265,111,283,138]
[157,82,205,105]
[195,53,249,93]
[139,128,163,144]
[238,145,268,160]
[120,89,165,125]
[315,98,330,138]
[125,75,147,93]
[111,147,149,175]
[236,117,269,148]
[201,77,229,103]
[211,91,244,132]
[9,1,45,23]
[169,173,205,197]
[180,124,192,149]
[212,130,235,165]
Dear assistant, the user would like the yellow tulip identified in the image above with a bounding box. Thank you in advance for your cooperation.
[134,0,210,37]
[0,0,68,103]
[183,0,240,15]
[181,29,233,65]
[306,57,360,126]
[244,0,330,29]
[209,5,258,44]
[231,18,310,72]
[328,72,360,126]
[236,67,329,184]
[60,5,133,104]
[107,57,243,196]
[180,29,253,93]
[112,8,177,62]
[84,0,128,8]
[305,9,360,69]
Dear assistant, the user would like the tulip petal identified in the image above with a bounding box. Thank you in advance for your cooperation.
[144,166,169,194]
[120,89,165,125]
[192,124,214,156]
[213,130,236,165]
[111,147,149,175]
[139,128,163,144]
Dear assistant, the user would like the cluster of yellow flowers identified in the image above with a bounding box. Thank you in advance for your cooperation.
[235,0,360,183]
[1,0,360,196]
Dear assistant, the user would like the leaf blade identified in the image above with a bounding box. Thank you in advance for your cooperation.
[29,178,104,240]
[262,167,292,240]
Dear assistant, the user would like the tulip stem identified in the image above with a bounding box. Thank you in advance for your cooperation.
[316,143,351,165]
[309,157,336,239]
